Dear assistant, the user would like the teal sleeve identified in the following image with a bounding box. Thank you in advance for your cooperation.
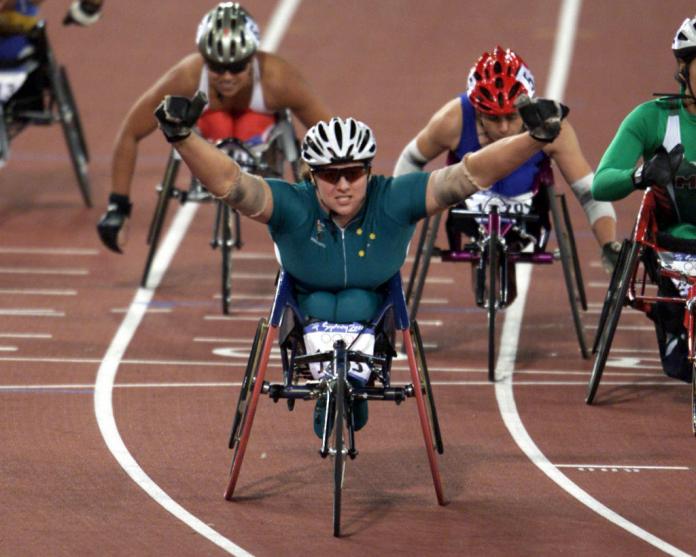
[382,172,429,225]
[592,103,661,201]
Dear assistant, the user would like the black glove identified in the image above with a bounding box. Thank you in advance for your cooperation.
[600,240,621,274]
[515,94,570,143]
[63,0,102,26]
[154,91,208,144]
[97,193,132,253]
[632,144,684,190]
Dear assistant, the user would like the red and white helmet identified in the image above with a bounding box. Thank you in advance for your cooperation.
[672,16,696,61]
[466,46,535,116]
[301,117,377,167]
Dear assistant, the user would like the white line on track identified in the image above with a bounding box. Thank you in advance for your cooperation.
[110,307,173,314]
[92,2,307,554]
[0,332,51,338]
[0,309,64,317]
[0,246,99,256]
[0,288,77,296]
[0,346,18,351]
[0,266,88,275]
[555,464,690,471]
[494,3,690,556]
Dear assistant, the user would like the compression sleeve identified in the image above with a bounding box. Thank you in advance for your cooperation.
[393,138,428,177]
[570,172,616,225]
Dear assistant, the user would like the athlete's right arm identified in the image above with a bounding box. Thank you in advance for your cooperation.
[592,104,654,201]
[393,98,462,176]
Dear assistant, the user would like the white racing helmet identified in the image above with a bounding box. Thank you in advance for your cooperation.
[196,2,260,65]
[672,16,696,61]
[301,117,377,167]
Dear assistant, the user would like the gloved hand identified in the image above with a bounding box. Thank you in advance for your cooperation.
[96,193,132,253]
[63,0,102,27]
[632,144,684,190]
[154,91,208,144]
[600,240,622,274]
[515,94,570,143]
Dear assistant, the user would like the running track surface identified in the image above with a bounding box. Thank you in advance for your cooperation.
[1,1,695,555]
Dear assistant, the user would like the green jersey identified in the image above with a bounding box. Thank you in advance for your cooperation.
[593,98,696,238]
[266,173,429,322]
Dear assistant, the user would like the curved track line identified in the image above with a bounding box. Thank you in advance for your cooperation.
[494,1,689,555]
[93,2,302,554]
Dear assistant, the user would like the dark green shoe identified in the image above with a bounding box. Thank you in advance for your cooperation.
[313,395,333,439]
[352,398,368,431]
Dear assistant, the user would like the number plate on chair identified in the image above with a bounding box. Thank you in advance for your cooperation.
[0,70,28,102]
[303,322,375,384]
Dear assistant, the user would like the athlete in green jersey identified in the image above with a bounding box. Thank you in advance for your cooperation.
[592,15,696,382]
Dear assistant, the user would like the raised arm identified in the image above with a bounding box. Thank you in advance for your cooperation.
[425,96,567,215]
[154,93,273,223]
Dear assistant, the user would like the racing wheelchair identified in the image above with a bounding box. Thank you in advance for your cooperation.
[0,21,91,206]
[406,163,588,382]
[224,270,445,537]
[586,187,696,435]
[140,111,302,314]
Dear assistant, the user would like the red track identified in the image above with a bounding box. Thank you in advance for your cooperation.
[1,1,695,555]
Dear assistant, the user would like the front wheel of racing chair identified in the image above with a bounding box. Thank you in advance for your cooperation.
[213,200,242,314]
[546,186,589,359]
[331,340,348,537]
[585,239,640,404]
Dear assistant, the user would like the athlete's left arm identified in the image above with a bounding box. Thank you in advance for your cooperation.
[543,120,616,248]
[261,52,331,128]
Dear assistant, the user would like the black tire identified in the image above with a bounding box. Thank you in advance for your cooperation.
[221,203,234,315]
[586,240,639,404]
[54,65,91,207]
[407,213,441,322]
[692,361,696,437]
[141,152,180,287]
[228,318,268,452]
[549,190,588,359]
[332,341,347,538]
[412,320,444,454]
[487,223,498,382]
[592,239,631,354]
[406,217,429,304]
[559,194,588,311]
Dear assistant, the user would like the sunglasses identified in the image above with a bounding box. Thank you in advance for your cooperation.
[312,165,370,185]
[206,58,251,75]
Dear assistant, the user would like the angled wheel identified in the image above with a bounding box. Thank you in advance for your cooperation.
[407,213,441,321]
[586,240,640,404]
[141,151,180,287]
[221,204,235,314]
[225,318,270,499]
[548,189,588,359]
[559,194,587,310]
[406,217,429,304]
[53,65,91,207]
[332,341,348,537]
[487,223,499,382]
[592,239,631,354]
[692,362,696,437]
[411,320,443,454]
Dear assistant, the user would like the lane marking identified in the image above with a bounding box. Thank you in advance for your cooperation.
[111,307,173,314]
[495,3,690,556]
[556,464,690,472]
[0,247,99,256]
[93,1,306,553]
[0,309,64,317]
[0,332,51,338]
[0,346,18,351]
[0,266,88,275]
[0,288,77,296]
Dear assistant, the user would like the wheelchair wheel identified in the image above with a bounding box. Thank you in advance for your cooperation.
[226,318,269,500]
[692,362,696,437]
[411,320,444,454]
[54,65,91,207]
[548,190,588,359]
[592,239,631,354]
[586,240,639,404]
[406,217,429,304]
[559,194,588,311]
[141,151,180,287]
[487,225,499,382]
[407,213,441,321]
[221,204,235,315]
[332,341,348,537]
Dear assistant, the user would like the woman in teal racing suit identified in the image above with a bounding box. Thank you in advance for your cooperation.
[152,90,569,433]
[592,15,696,382]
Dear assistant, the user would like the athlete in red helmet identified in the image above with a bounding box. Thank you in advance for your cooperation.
[394,46,619,271]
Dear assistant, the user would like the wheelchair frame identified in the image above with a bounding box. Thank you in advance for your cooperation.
[224,271,445,537]
[140,110,302,315]
[0,21,91,206]
[586,188,696,435]
[406,177,588,382]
